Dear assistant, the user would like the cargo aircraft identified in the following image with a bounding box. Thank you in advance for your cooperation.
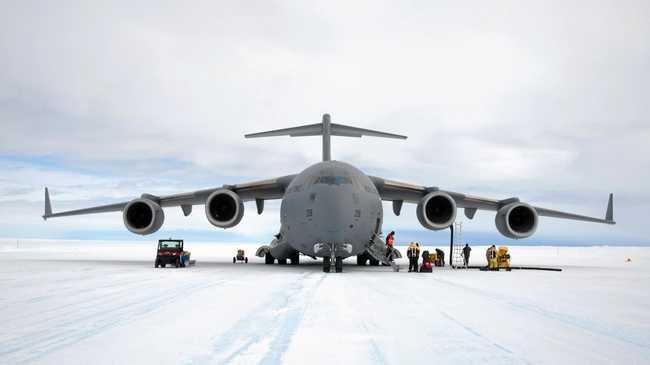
[43,114,615,272]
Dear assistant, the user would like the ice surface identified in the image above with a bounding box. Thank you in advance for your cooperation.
[0,239,648,364]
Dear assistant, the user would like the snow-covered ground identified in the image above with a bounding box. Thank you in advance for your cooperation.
[0,239,649,365]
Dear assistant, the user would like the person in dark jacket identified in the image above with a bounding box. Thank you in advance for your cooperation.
[462,244,471,267]
[435,248,445,267]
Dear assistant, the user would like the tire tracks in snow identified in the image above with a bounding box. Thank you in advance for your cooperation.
[190,272,326,365]
[0,275,161,322]
[359,274,526,364]
[0,277,229,364]
[432,275,650,352]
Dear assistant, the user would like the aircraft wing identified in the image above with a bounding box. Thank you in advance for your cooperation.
[369,176,615,224]
[43,174,297,219]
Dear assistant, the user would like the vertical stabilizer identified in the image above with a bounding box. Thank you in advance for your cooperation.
[322,114,331,161]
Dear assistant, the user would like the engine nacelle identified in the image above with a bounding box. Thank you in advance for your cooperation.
[205,189,244,228]
[122,198,164,235]
[495,202,539,239]
[416,192,457,230]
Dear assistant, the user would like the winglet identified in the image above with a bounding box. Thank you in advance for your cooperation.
[605,193,615,224]
[43,187,52,220]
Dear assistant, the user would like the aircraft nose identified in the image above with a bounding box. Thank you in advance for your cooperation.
[312,186,354,232]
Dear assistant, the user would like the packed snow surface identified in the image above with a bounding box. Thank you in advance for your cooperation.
[0,239,649,365]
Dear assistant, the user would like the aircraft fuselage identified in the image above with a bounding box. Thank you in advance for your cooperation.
[279,161,383,258]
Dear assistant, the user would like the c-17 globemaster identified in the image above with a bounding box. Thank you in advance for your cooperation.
[43,114,615,272]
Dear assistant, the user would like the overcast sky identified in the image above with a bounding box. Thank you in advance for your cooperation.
[1,1,648,245]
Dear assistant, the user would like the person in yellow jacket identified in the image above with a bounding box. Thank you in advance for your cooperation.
[486,245,498,270]
[406,242,420,272]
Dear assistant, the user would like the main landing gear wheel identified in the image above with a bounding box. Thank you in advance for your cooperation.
[265,253,275,265]
[290,253,299,265]
[356,254,367,266]
[335,257,343,273]
[278,258,287,265]
[369,258,379,266]
[323,256,331,273]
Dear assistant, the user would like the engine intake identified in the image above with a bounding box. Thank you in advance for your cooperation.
[416,192,457,230]
[495,202,538,239]
[123,198,164,235]
[205,189,244,228]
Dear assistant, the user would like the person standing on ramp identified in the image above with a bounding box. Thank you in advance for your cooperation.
[385,231,395,261]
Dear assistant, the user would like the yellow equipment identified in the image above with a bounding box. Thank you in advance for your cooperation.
[497,246,511,269]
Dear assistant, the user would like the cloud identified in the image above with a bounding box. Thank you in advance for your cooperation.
[0,1,648,243]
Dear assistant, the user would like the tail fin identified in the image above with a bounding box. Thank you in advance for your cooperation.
[43,187,52,220]
[245,114,406,161]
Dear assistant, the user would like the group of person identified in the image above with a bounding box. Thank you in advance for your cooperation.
[384,231,482,270]
[405,242,447,272]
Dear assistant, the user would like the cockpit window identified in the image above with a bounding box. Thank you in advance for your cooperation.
[315,176,352,185]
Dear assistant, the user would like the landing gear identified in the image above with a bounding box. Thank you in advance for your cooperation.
[323,256,331,273]
[356,254,368,266]
[369,258,379,266]
[335,257,343,273]
[265,253,275,265]
[278,258,287,265]
[289,253,300,265]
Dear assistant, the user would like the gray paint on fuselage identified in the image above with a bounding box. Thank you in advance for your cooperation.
[279,161,383,258]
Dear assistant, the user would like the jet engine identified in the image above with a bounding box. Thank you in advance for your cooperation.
[416,191,457,230]
[495,202,539,239]
[123,198,164,235]
[205,189,244,228]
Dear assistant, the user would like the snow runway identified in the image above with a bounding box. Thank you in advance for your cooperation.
[0,240,648,364]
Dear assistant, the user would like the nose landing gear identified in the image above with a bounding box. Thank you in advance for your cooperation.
[322,256,344,273]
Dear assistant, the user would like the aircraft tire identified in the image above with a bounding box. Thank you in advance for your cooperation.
[356,254,367,266]
[278,259,287,265]
[335,257,343,273]
[265,253,274,265]
[369,259,379,266]
[323,257,331,273]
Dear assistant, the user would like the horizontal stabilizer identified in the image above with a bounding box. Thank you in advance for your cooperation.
[245,122,407,140]
[245,123,323,138]
[245,114,407,161]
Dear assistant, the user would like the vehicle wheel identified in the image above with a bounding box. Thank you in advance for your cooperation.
[155,259,159,268]
[290,253,299,265]
[233,257,236,264]
[323,256,331,273]
[335,257,343,273]
[175,258,180,268]
[161,263,166,268]
[245,257,248,263]
[265,253,274,265]
[369,259,379,266]
[278,259,287,265]
[356,254,367,266]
